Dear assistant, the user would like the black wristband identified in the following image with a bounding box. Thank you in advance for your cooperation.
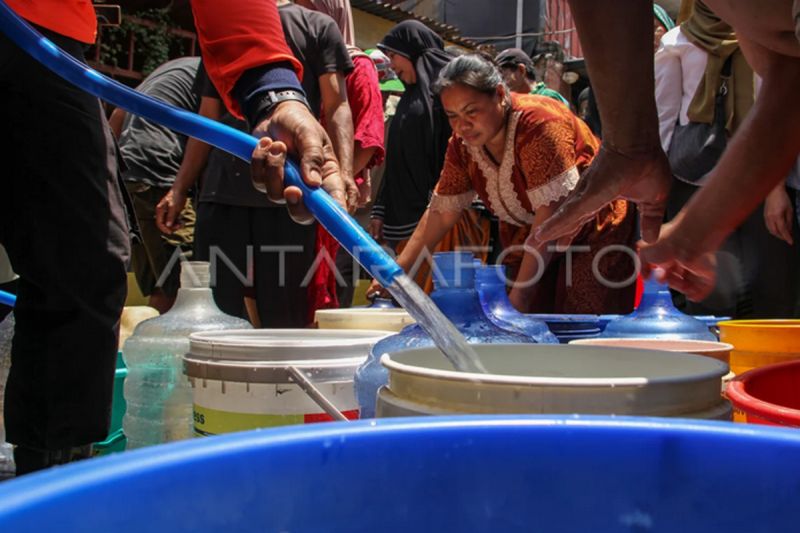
[247,89,311,129]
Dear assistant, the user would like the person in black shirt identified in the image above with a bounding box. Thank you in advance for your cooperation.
[156,2,354,326]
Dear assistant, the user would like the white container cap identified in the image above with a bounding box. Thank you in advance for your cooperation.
[180,261,211,288]
[187,329,391,363]
[315,308,415,332]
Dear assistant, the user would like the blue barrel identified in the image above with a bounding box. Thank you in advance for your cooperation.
[1,416,799,532]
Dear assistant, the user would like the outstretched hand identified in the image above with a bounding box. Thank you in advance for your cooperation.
[536,145,672,244]
[639,216,718,303]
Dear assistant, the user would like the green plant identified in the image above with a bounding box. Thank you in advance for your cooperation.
[99,5,185,75]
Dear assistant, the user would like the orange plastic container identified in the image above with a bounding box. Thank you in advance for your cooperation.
[726,360,800,427]
[718,320,800,376]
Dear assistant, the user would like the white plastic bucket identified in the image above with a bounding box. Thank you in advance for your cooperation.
[183,329,390,436]
[377,344,731,420]
[570,337,736,389]
[314,308,415,332]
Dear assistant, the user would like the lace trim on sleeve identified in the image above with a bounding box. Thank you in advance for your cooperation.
[428,190,476,213]
[525,166,580,209]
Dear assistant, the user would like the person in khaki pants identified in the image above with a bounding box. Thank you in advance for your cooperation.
[109,57,204,314]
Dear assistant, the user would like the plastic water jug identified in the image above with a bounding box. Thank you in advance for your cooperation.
[600,278,715,341]
[122,262,251,449]
[474,264,558,344]
[354,252,530,418]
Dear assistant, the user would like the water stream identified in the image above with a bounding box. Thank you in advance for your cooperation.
[388,274,487,374]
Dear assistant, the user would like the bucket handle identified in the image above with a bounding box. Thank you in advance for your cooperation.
[287,366,349,422]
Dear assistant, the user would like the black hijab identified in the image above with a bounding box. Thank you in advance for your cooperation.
[374,21,454,240]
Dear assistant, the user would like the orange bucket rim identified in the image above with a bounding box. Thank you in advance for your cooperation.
[718,319,800,329]
[727,360,800,426]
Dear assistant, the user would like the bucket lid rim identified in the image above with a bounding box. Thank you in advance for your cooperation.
[570,338,734,354]
[379,344,728,386]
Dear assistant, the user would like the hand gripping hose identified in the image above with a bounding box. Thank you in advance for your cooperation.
[0,1,403,286]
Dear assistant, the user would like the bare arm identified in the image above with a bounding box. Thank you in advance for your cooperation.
[395,209,462,272]
[108,107,126,139]
[569,0,660,151]
[319,71,357,211]
[353,142,378,177]
[508,204,557,312]
[536,0,672,243]
[367,208,462,296]
[155,96,223,233]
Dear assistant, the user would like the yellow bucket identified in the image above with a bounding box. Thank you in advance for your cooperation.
[718,320,800,422]
[718,320,800,376]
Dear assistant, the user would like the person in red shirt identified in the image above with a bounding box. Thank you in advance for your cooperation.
[296,0,386,307]
[2,0,347,475]
[190,0,348,220]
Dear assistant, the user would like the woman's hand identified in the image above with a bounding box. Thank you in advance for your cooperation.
[366,278,391,300]
[368,218,384,242]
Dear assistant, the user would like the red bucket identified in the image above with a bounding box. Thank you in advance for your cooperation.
[726,359,800,427]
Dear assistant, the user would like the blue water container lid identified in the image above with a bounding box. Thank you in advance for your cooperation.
[600,279,716,341]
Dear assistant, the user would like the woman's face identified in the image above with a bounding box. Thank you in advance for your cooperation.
[441,83,506,147]
[386,51,416,84]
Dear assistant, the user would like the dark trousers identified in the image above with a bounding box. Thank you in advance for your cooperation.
[335,246,356,309]
[194,203,316,327]
[667,179,800,318]
[0,30,131,449]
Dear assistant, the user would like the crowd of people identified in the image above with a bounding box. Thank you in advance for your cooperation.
[1,0,799,475]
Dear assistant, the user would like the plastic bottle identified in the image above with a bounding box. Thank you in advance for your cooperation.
[354,252,531,418]
[122,262,251,449]
[600,277,716,341]
[0,313,14,474]
[367,297,396,309]
[474,264,558,344]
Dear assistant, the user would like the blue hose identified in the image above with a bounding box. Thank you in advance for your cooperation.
[0,290,15,307]
[0,1,403,286]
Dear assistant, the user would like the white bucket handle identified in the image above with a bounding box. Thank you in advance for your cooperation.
[287,366,349,422]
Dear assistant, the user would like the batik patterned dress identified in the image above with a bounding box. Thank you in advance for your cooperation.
[429,94,637,313]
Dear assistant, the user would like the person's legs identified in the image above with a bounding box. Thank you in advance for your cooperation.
[0,30,130,474]
[252,208,316,327]
[334,246,356,309]
[194,202,250,321]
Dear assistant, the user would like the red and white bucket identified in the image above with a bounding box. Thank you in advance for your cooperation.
[183,329,390,436]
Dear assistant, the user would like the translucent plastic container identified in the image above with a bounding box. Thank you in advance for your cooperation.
[600,279,715,341]
[122,262,251,449]
[354,252,531,418]
[474,264,558,344]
